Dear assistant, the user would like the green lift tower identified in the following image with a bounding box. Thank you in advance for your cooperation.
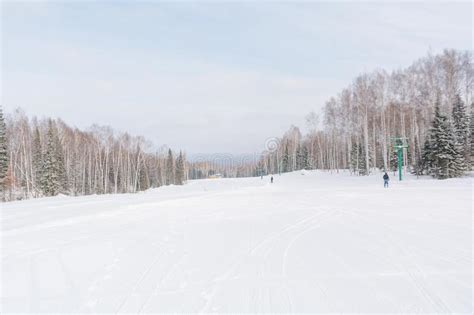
[392,137,409,181]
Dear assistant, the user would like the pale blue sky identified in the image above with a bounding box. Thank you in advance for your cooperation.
[1,1,472,154]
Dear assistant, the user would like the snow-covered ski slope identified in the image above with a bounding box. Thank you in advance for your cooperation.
[1,171,472,313]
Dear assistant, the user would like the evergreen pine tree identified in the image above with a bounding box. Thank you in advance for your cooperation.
[301,145,310,170]
[358,144,368,175]
[420,138,433,174]
[349,141,369,175]
[41,121,60,196]
[430,100,460,179]
[296,145,304,170]
[165,149,174,185]
[451,94,469,174]
[0,107,8,193]
[350,143,359,174]
[282,142,290,173]
[175,151,185,185]
[32,127,43,193]
[450,140,466,177]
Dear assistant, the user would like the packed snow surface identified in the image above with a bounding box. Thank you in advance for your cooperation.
[1,171,472,313]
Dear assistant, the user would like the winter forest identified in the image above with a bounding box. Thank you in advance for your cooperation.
[259,50,473,179]
[0,111,186,201]
[1,49,473,201]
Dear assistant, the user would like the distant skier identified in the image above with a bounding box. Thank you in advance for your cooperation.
[271,176,274,184]
[383,172,389,188]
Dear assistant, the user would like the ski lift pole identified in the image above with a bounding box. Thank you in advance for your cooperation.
[392,137,408,181]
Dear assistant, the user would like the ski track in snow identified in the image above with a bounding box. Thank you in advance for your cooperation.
[1,171,472,313]
[343,208,450,312]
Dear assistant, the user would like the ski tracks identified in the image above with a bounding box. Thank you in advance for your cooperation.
[137,252,187,313]
[199,206,341,313]
[343,208,452,313]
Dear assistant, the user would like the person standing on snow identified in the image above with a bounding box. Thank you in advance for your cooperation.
[383,172,389,188]
[271,176,274,184]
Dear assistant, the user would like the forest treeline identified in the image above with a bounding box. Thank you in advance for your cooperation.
[259,50,473,179]
[188,154,258,180]
[1,49,473,201]
[0,109,186,201]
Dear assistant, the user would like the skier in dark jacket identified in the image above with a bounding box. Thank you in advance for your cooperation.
[271,176,274,184]
[383,172,389,188]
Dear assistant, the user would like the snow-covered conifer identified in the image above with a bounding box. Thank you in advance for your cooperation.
[166,149,174,185]
[41,120,60,196]
[282,142,290,173]
[32,126,43,193]
[451,94,469,173]
[430,100,460,179]
[175,151,185,185]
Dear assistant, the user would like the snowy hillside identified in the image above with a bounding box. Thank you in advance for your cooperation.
[1,171,472,313]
